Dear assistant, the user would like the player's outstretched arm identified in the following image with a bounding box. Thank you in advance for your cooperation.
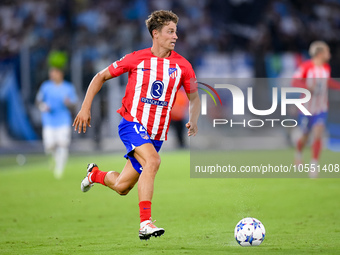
[186,91,200,136]
[73,67,113,133]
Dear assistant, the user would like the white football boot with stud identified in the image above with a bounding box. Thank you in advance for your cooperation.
[139,218,165,240]
[80,163,98,192]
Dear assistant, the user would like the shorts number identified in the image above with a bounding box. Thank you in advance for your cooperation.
[133,124,146,134]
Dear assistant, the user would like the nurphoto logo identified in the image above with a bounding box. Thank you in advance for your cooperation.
[198,82,312,128]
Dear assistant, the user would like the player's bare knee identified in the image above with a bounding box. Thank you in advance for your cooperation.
[314,129,323,139]
[145,155,161,171]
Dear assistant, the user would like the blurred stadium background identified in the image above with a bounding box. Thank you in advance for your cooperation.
[1,0,340,153]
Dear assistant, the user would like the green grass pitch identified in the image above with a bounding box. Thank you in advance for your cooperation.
[1,149,340,254]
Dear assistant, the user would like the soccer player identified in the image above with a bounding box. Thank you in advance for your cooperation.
[292,41,340,177]
[73,10,200,240]
[36,67,78,179]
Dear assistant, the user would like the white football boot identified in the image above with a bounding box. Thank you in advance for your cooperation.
[139,219,165,240]
[80,163,98,192]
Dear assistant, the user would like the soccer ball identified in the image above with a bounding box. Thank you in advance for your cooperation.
[234,217,265,247]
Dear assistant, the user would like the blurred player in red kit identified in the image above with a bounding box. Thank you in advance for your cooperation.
[292,41,340,177]
[73,10,200,239]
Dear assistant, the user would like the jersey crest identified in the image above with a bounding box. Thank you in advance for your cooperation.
[168,68,178,79]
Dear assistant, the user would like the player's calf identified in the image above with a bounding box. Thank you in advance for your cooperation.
[103,171,137,196]
[113,182,133,196]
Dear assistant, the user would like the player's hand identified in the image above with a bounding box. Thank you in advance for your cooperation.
[38,102,50,112]
[186,122,198,137]
[64,98,73,107]
[73,108,91,134]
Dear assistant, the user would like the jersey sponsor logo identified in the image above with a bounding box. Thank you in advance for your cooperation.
[142,68,150,71]
[168,68,177,79]
[151,80,164,99]
[141,97,168,106]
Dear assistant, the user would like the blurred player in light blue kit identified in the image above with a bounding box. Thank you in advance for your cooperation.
[36,67,78,179]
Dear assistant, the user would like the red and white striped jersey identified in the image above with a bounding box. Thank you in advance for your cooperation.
[292,60,330,115]
[108,48,196,140]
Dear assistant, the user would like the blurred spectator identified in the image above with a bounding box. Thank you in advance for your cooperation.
[1,0,340,64]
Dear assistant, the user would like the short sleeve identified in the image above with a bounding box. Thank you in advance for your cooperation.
[292,62,310,89]
[108,52,134,78]
[182,64,197,94]
[293,63,308,79]
[324,63,331,73]
[293,67,303,79]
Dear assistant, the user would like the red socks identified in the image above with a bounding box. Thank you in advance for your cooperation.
[139,201,152,223]
[297,138,304,152]
[312,139,322,161]
[297,137,322,161]
[90,168,108,186]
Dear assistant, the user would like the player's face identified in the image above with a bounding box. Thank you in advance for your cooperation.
[321,47,331,62]
[155,21,178,51]
[49,68,64,83]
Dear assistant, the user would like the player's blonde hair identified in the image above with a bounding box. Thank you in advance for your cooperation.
[145,10,179,38]
[309,41,329,57]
